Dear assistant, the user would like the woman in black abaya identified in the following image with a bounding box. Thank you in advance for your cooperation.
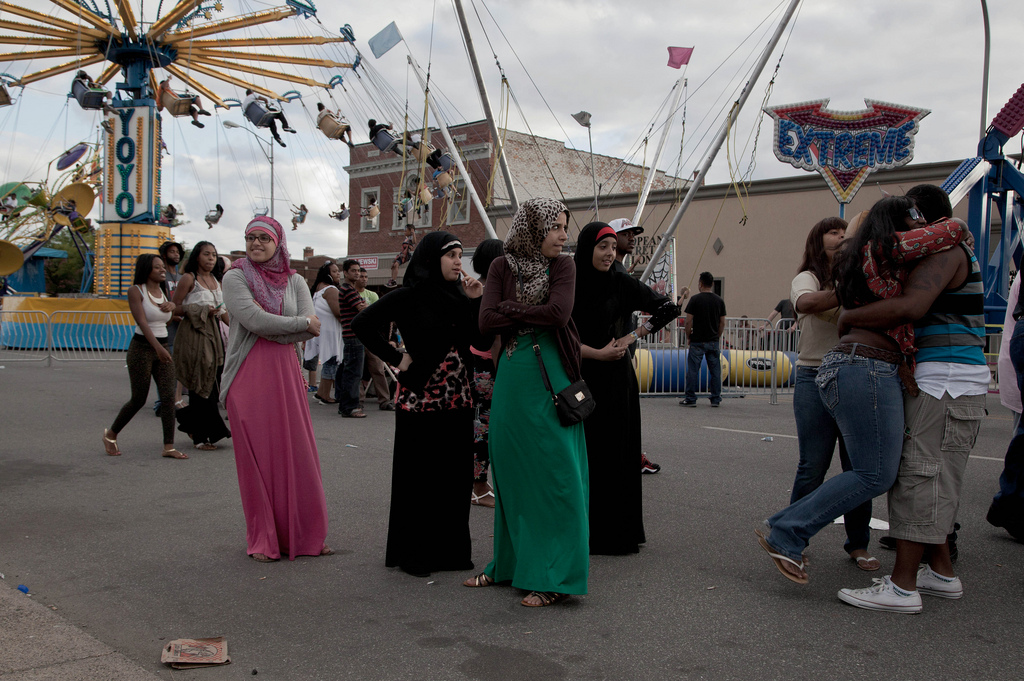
[353,231,484,576]
[572,222,680,554]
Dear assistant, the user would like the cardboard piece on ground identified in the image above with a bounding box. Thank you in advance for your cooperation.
[160,636,231,669]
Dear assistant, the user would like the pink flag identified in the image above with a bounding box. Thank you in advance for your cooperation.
[667,46,693,69]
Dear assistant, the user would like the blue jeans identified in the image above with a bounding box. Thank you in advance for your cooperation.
[767,350,903,561]
[790,365,871,554]
[335,338,364,414]
[685,340,721,403]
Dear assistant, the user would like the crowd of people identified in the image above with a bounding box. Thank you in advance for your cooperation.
[100,186,1021,612]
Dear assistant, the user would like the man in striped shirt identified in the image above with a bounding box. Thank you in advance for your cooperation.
[334,259,369,418]
[836,185,986,614]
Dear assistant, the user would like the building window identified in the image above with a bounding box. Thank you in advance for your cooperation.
[392,187,407,231]
[360,187,379,232]
[393,178,431,230]
[446,179,470,225]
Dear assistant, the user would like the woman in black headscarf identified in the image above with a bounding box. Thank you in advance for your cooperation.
[353,231,484,577]
[573,222,681,555]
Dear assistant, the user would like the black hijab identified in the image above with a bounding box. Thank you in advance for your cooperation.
[573,221,621,346]
[403,230,467,311]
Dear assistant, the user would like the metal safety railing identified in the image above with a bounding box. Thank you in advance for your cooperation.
[633,316,800,404]
[0,310,134,365]
[0,310,50,363]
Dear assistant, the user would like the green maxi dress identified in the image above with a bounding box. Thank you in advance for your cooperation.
[484,330,589,594]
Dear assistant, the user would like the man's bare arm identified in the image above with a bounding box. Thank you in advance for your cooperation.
[837,248,963,334]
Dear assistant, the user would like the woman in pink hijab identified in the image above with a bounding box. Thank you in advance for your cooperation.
[221,216,332,562]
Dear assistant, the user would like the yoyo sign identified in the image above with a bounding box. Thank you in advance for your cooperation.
[101,105,159,222]
[764,99,929,205]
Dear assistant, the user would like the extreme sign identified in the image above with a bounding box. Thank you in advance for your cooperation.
[763,99,930,205]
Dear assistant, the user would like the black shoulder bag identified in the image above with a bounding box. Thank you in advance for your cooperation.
[529,331,596,426]
[513,263,595,426]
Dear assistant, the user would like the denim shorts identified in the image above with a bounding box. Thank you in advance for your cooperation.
[321,356,340,380]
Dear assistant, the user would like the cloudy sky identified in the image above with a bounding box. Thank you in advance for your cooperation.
[1,0,1021,259]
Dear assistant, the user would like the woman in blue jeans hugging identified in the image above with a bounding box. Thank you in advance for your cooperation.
[758,196,966,583]
[786,216,879,572]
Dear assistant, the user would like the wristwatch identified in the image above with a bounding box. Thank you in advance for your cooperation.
[642,320,654,331]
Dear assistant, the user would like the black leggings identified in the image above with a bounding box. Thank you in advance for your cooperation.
[111,335,176,444]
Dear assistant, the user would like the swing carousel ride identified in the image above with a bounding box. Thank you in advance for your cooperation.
[0,0,358,295]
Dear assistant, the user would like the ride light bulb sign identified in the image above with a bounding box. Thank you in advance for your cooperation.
[764,99,929,211]
[102,105,160,222]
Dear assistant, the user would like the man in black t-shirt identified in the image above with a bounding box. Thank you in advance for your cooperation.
[681,271,726,407]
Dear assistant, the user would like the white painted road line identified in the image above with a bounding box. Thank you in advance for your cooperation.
[702,426,1005,462]
[702,426,797,439]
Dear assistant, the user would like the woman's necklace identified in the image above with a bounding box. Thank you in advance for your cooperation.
[145,284,165,305]
[197,271,217,291]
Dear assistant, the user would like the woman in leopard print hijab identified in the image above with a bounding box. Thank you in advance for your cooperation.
[504,197,569,306]
[471,197,588,609]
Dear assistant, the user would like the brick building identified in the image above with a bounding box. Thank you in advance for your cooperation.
[344,120,679,285]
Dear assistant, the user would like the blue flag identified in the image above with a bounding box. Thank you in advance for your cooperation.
[369,22,403,59]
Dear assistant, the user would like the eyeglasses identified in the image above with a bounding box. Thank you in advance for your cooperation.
[906,207,923,222]
[245,233,273,244]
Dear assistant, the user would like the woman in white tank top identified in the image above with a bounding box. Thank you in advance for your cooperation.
[103,254,186,459]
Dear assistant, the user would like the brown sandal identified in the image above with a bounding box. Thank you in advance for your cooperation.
[521,591,569,607]
[462,572,495,588]
[250,553,277,563]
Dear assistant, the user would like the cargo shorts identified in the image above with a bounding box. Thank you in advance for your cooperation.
[887,390,986,544]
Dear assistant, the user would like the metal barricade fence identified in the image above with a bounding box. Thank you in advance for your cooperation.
[49,310,134,361]
[634,316,799,404]
[0,310,51,363]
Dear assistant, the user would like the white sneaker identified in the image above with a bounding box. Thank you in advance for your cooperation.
[916,565,963,599]
[838,575,922,613]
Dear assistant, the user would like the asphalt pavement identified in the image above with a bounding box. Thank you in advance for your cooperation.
[1,361,1022,680]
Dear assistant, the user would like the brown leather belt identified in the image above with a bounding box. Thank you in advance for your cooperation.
[832,342,919,396]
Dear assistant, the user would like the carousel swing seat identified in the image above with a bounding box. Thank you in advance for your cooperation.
[244,101,280,128]
[318,114,350,140]
[437,152,455,172]
[71,79,108,110]
[372,129,400,153]
[0,83,11,107]
[160,90,195,116]
[410,141,434,163]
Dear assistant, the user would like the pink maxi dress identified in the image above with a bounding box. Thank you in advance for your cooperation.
[226,337,328,560]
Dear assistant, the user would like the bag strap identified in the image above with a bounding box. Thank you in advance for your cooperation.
[515,263,557,403]
[532,329,557,401]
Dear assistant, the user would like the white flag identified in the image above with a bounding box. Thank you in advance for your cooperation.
[369,22,403,59]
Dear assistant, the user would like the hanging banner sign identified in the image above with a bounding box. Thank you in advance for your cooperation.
[763,99,930,205]
[631,235,676,299]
